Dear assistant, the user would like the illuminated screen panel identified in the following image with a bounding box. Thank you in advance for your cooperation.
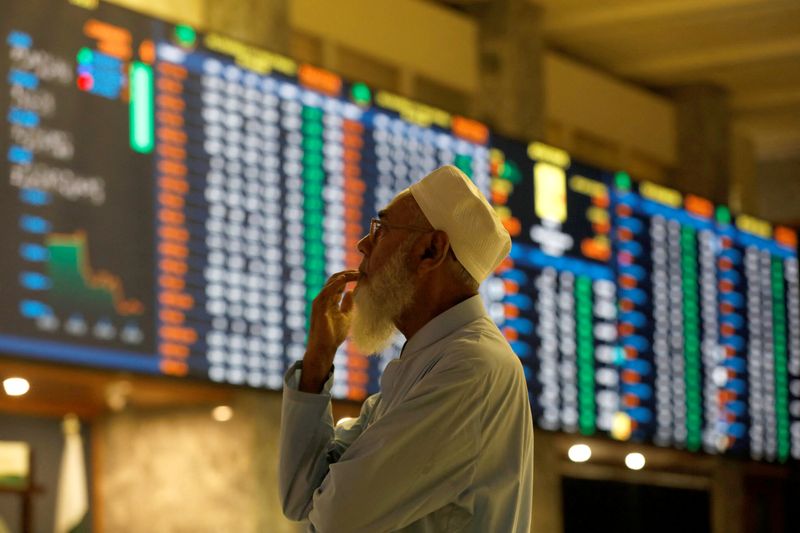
[488,135,800,462]
[609,175,800,461]
[489,137,618,437]
[1,3,159,372]
[0,0,489,400]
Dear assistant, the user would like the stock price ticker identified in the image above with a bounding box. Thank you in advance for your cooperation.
[488,138,800,462]
[1,0,799,462]
[0,0,493,402]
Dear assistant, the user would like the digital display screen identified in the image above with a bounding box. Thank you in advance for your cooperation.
[487,138,618,439]
[488,137,800,462]
[608,175,800,462]
[2,0,799,462]
[0,0,491,401]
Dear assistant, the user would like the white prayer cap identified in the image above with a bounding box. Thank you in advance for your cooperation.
[409,165,511,284]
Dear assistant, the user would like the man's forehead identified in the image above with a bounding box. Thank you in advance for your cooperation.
[379,190,413,220]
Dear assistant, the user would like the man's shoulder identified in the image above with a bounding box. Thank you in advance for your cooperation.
[437,316,522,375]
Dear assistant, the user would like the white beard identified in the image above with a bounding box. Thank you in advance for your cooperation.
[350,241,415,356]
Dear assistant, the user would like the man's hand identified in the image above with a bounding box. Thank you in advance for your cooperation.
[299,270,360,393]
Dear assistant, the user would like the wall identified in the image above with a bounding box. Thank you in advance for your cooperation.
[290,0,478,95]
[106,0,204,27]
[95,391,302,533]
[543,51,677,182]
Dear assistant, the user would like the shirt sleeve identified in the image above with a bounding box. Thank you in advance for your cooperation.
[307,355,485,533]
[278,361,378,521]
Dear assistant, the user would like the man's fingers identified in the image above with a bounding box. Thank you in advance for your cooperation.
[324,270,359,288]
[318,270,359,300]
[340,291,354,314]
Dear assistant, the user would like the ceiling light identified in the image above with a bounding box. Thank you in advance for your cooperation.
[625,452,646,470]
[3,377,30,396]
[212,405,233,422]
[567,443,592,463]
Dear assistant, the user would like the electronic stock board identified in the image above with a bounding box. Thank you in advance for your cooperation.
[489,138,800,462]
[2,0,799,462]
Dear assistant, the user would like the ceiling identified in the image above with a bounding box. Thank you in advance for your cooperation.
[443,0,800,161]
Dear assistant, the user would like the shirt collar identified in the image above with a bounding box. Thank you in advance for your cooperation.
[400,294,487,359]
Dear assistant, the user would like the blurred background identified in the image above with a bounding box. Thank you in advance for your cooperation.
[1,0,799,531]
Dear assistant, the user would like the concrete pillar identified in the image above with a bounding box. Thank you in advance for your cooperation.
[710,459,745,533]
[669,85,731,204]
[468,0,545,141]
[729,131,759,215]
[531,430,563,533]
[204,0,290,55]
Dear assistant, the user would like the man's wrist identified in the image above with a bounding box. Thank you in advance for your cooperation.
[298,360,333,393]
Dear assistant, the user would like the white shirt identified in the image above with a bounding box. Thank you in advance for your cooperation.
[279,295,534,532]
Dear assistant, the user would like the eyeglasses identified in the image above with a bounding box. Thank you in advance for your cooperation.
[368,217,432,242]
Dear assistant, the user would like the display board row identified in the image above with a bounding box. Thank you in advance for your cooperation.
[1,0,798,462]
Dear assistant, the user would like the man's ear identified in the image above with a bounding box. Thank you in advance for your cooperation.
[417,230,450,273]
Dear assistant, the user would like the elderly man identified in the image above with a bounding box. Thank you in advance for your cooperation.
[279,165,534,532]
